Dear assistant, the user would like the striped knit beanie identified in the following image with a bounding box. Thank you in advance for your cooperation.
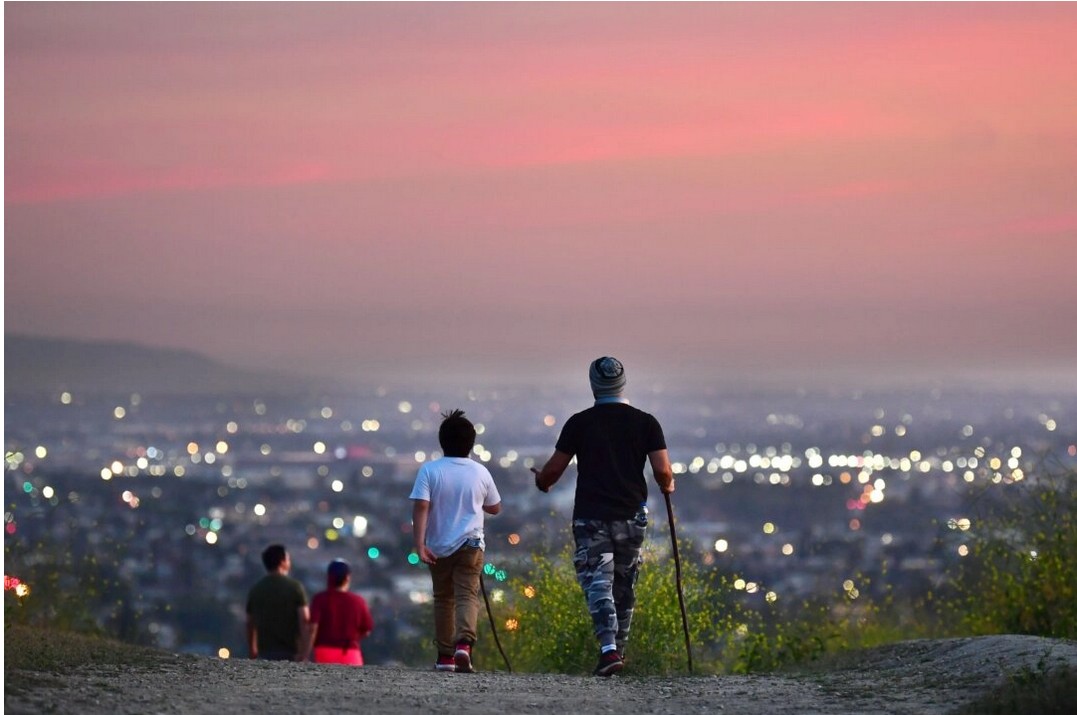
[589,356,626,399]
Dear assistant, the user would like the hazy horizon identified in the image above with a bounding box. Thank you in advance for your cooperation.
[7,330,1077,398]
[5,3,1077,390]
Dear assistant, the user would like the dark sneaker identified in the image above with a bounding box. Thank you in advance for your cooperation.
[593,650,623,677]
[454,642,474,673]
[435,654,456,672]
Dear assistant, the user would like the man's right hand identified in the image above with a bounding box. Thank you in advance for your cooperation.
[530,467,549,493]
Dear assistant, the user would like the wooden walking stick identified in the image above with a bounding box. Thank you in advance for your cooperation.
[480,571,513,672]
[664,491,693,673]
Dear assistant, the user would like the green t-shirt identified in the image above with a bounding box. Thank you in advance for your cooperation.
[246,573,308,657]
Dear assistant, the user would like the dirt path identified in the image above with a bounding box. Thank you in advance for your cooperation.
[5,635,1075,715]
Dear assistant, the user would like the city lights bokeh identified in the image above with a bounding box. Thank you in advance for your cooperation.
[3,381,1073,659]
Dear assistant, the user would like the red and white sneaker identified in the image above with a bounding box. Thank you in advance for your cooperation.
[435,654,456,672]
[593,650,624,677]
[454,642,474,673]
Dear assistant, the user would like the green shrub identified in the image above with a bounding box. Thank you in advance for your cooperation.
[625,547,738,675]
[495,533,843,676]
[733,597,839,673]
[4,536,126,636]
[952,463,1077,639]
[495,549,597,674]
[728,574,910,674]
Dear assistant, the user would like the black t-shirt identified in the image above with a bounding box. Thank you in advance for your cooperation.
[555,402,667,521]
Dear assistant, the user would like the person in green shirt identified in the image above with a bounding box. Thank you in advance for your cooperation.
[246,544,310,661]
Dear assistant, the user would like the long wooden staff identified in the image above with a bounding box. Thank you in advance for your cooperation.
[664,491,693,673]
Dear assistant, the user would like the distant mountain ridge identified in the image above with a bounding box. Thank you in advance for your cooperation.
[4,334,307,394]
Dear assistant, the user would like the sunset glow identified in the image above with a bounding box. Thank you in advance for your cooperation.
[5,3,1077,387]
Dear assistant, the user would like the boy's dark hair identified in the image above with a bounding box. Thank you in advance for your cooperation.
[327,559,350,588]
[261,544,288,572]
[438,409,476,458]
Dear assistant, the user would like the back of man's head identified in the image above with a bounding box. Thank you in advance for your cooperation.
[590,356,626,399]
[438,409,476,458]
[262,544,288,572]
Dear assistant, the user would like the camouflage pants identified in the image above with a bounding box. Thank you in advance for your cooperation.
[571,509,647,651]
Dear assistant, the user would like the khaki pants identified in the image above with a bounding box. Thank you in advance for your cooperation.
[429,545,483,656]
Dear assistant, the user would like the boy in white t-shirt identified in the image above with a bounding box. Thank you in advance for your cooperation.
[409,409,501,673]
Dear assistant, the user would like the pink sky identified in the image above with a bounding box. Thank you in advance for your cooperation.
[5,3,1077,388]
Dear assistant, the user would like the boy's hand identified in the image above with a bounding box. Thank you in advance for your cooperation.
[418,545,438,565]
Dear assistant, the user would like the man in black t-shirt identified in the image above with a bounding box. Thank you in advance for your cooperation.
[532,356,675,676]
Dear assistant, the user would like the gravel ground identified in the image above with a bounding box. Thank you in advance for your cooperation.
[5,635,1076,715]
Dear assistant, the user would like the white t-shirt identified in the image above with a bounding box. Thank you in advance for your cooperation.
[409,457,501,558]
